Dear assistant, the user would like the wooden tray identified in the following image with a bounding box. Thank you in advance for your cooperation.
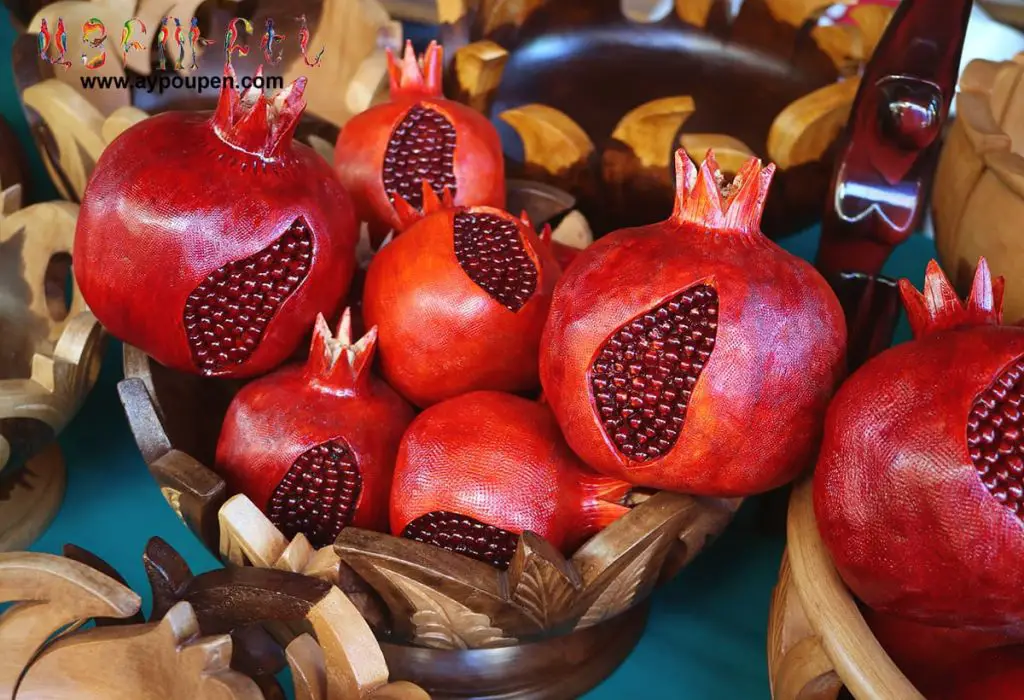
[441,0,894,239]
[766,479,924,700]
[934,52,1024,323]
[0,155,105,551]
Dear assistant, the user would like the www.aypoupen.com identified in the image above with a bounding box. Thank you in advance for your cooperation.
[79,73,285,95]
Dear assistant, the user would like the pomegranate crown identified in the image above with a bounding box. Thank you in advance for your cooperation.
[213,63,306,159]
[387,39,443,97]
[392,180,456,230]
[671,149,776,237]
[305,310,378,390]
[899,258,1005,338]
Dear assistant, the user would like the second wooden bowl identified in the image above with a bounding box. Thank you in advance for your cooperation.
[766,479,923,700]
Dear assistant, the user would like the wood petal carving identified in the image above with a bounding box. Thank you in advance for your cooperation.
[767,78,860,170]
[505,532,581,630]
[452,40,510,113]
[609,96,696,169]
[574,532,665,631]
[480,0,547,34]
[499,104,596,181]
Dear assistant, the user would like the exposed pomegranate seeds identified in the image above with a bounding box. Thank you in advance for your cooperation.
[401,510,520,569]
[383,104,457,211]
[453,211,538,312]
[590,284,718,462]
[267,439,362,548]
[184,219,312,375]
[968,356,1024,519]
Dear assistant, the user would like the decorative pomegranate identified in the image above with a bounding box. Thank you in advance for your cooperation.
[863,606,1016,697]
[75,66,359,378]
[391,391,631,569]
[815,259,1024,632]
[940,647,1024,700]
[334,40,506,246]
[539,149,846,496]
[216,310,415,547]
[362,183,561,408]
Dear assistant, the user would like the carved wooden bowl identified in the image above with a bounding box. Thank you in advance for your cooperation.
[0,165,106,550]
[119,335,739,699]
[10,0,402,202]
[934,52,1024,323]
[766,479,924,700]
[442,0,895,239]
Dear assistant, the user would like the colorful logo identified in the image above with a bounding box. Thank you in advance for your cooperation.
[36,15,326,71]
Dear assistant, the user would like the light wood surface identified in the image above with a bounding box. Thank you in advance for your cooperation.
[498,103,596,178]
[767,78,860,170]
[452,40,509,113]
[766,480,923,700]
[934,53,1024,323]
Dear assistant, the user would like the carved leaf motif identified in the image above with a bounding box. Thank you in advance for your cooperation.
[505,532,581,630]
[576,533,667,630]
[380,569,515,650]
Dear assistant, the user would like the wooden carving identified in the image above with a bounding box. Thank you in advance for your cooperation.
[445,0,894,239]
[766,480,924,700]
[934,53,1024,324]
[0,187,105,550]
[0,546,428,700]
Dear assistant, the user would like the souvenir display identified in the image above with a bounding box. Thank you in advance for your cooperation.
[935,52,1024,324]
[540,150,846,495]
[334,41,506,246]
[74,70,360,378]
[363,185,560,407]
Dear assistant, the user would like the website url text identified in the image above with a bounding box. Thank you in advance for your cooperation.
[79,74,284,95]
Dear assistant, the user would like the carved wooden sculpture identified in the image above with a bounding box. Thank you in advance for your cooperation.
[443,0,895,239]
[816,0,973,369]
[0,546,428,699]
[13,0,400,201]
[0,185,104,551]
[766,479,924,700]
[934,53,1024,324]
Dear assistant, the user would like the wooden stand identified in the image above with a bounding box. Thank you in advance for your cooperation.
[0,175,105,551]
[442,0,894,239]
[934,52,1024,323]
[766,480,923,700]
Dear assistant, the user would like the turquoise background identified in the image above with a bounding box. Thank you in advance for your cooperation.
[1,14,939,698]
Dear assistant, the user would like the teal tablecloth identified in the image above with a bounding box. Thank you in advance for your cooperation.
[2,15,940,698]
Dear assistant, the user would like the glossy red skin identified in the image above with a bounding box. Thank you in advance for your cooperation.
[334,95,505,236]
[216,359,415,532]
[863,606,1017,697]
[939,646,1024,700]
[74,111,358,377]
[362,207,561,408]
[539,224,847,496]
[815,325,1024,632]
[391,391,629,552]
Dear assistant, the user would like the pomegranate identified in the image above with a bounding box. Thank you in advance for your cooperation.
[392,391,631,568]
[863,606,1016,697]
[216,310,415,547]
[75,65,358,378]
[334,40,505,246]
[539,149,846,496]
[815,258,1024,632]
[940,646,1024,700]
[362,183,561,407]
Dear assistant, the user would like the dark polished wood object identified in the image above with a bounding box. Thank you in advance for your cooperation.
[442,0,890,239]
[816,0,972,367]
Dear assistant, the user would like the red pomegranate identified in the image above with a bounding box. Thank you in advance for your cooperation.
[362,183,561,407]
[333,40,505,245]
[392,391,631,568]
[863,606,1016,697]
[216,310,415,547]
[940,646,1024,700]
[815,259,1024,632]
[539,149,846,496]
[75,66,358,378]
